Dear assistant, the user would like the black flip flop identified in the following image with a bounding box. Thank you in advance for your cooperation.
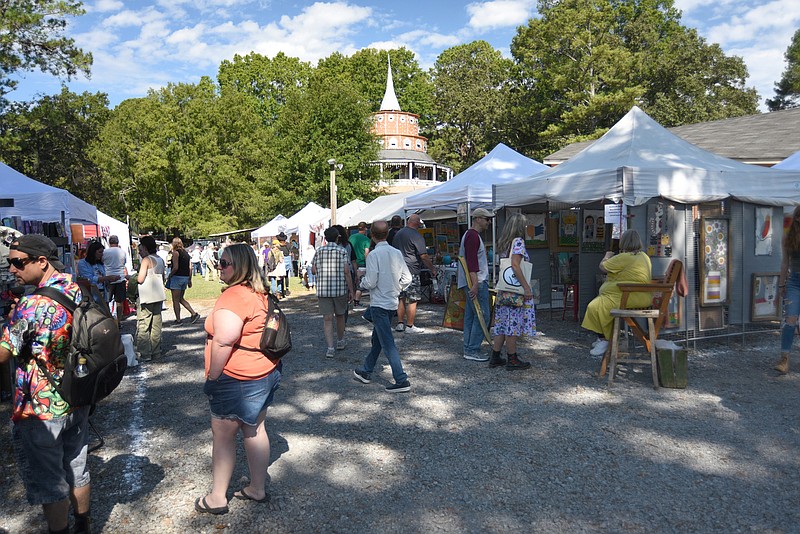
[233,488,270,503]
[195,496,229,515]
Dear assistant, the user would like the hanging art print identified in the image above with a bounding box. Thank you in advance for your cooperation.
[559,210,578,247]
[700,217,729,306]
[581,210,605,252]
[525,213,547,248]
[755,207,773,256]
[646,201,674,257]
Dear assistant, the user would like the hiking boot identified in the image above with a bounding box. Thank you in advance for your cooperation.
[353,369,371,384]
[506,353,531,370]
[385,380,411,393]
[774,353,790,374]
[488,350,506,368]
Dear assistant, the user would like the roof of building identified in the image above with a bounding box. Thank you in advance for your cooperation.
[377,149,441,165]
[380,55,401,112]
[544,107,800,166]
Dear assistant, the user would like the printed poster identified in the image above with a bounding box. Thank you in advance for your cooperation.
[755,207,773,256]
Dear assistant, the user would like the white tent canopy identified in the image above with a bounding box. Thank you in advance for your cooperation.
[251,215,290,240]
[404,143,548,211]
[0,163,98,237]
[285,202,329,264]
[97,210,133,272]
[775,150,800,170]
[335,199,369,227]
[493,107,800,208]
[342,191,456,227]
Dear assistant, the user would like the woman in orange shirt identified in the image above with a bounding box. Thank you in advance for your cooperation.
[195,244,281,515]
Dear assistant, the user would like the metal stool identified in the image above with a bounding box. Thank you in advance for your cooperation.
[607,309,659,388]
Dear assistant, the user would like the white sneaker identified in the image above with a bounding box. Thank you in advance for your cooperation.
[590,340,609,357]
[405,325,425,334]
[336,339,346,350]
[395,323,406,332]
[591,338,603,347]
[326,347,336,358]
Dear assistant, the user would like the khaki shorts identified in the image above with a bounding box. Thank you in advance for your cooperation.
[318,295,348,316]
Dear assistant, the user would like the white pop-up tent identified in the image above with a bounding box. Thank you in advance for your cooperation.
[97,210,133,272]
[335,199,368,227]
[405,143,548,212]
[493,107,800,208]
[284,202,329,264]
[0,163,98,236]
[251,215,290,240]
[342,191,417,226]
[775,150,800,170]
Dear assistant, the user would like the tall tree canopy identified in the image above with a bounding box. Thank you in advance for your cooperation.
[510,0,758,157]
[0,0,92,106]
[767,28,800,110]
[428,40,514,172]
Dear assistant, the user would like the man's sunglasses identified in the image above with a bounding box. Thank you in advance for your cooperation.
[8,257,35,270]
[218,259,233,269]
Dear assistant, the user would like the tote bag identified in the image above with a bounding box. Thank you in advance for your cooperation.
[495,257,533,295]
[139,270,167,304]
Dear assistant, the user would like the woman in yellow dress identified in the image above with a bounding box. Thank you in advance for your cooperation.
[582,229,652,357]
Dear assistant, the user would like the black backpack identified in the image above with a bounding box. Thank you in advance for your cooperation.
[34,285,128,411]
[234,292,292,360]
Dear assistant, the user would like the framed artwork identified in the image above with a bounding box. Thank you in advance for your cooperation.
[559,210,578,247]
[646,201,674,257]
[699,217,729,306]
[419,228,435,248]
[698,306,725,331]
[751,272,780,321]
[581,209,605,252]
[755,207,773,256]
[442,282,466,331]
[525,213,547,248]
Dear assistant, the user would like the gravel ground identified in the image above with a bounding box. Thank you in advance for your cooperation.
[2,286,799,534]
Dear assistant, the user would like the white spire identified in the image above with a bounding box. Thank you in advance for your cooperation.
[380,54,401,111]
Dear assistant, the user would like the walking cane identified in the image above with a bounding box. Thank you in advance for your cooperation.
[458,256,491,342]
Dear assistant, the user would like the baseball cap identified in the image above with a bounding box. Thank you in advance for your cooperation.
[471,208,495,219]
[10,234,66,271]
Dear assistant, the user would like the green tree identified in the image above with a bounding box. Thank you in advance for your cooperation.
[767,28,800,110]
[217,52,312,125]
[428,40,514,172]
[265,69,380,216]
[510,0,758,158]
[0,0,92,106]
[0,88,111,208]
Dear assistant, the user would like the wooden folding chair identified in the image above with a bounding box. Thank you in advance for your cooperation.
[600,259,685,380]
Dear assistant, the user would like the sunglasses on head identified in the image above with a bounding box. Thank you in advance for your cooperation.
[8,257,35,269]
[218,259,233,269]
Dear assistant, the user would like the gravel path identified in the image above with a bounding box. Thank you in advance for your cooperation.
[2,288,799,533]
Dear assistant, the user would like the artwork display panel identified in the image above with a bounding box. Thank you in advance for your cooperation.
[581,210,605,252]
[751,272,780,321]
[559,210,578,247]
[755,207,773,256]
[525,213,547,248]
[646,201,674,257]
[699,217,729,306]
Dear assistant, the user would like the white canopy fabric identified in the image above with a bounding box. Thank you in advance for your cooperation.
[493,107,800,208]
[775,150,800,170]
[335,199,368,227]
[342,191,456,227]
[0,163,98,237]
[404,143,548,211]
[251,214,290,239]
[285,202,329,265]
[96,210,134,273]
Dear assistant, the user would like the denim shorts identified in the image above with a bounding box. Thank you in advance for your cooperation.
[204,368,281,426]
[166,275,190,290]
[12,407,91,505]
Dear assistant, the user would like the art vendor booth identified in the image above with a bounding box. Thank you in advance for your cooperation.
[492,106,800,341]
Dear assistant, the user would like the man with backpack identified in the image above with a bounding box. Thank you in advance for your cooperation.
[0,235,93,534]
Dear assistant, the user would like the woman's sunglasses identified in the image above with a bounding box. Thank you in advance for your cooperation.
[218,259,233,269]
[8,257,35,270]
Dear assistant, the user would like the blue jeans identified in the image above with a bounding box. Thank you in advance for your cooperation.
[781,272,800,351]
[463,280,490,355]
[359,306,408,384]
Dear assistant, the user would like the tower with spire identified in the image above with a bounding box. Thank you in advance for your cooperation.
[371,54,452,192]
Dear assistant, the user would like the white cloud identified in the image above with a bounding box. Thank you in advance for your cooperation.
[466,0,535,31]
[103,10,147,28]
[396,30,460,49]
[91,0,124,13]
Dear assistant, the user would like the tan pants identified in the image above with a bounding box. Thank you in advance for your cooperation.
[204,261,218,281]
[136,301,163,360]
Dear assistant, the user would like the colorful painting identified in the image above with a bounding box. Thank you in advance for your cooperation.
[751,272,780,321]
[755,207,773,256]
[700,217,729,306]
[559,210,578,247]
[646,201,674,257]
[442,281,466,331]
[525,213,547,248]
[581,210,605,252]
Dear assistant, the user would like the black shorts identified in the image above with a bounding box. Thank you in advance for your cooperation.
[108,281,127,303]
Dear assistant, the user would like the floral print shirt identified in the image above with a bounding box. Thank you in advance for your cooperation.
[0,273,81,421]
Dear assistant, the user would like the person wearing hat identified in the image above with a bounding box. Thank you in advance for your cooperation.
[458,208,494,361]
[0,235,93,534]
[277,232,293,297]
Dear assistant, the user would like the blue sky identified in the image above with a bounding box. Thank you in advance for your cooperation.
[9,0,800,111]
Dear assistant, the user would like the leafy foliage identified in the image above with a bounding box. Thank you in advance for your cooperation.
[0,0,92,106]
[767,28,800,111]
